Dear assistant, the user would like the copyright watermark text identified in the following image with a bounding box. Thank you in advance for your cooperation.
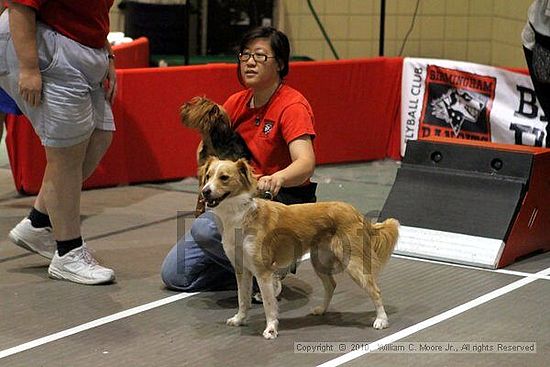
[293,341,536,354]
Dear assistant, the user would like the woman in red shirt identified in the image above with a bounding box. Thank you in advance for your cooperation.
[161,27,317,294]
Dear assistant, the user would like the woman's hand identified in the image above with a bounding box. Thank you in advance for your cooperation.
[104,58,117,104]
[257,172,285,197]
[18,66,42,107]
[256,136,315,197]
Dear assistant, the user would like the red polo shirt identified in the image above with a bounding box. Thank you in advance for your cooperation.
[223,83,316,176]
[10,0,113,48]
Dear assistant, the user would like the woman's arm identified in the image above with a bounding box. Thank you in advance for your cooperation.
[257,135,315,195]
[8,1,41,106]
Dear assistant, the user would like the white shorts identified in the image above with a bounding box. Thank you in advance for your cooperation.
[0,12,115,148]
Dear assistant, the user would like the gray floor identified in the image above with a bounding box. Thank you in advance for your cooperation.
[1,141,549,367]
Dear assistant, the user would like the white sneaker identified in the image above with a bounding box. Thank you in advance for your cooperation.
[8,218,56,259]
[48,244,115,285]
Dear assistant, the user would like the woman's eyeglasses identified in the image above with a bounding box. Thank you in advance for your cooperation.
[238,52,276,63]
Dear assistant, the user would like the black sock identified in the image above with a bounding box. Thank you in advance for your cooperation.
[28,207,52,229]
[57,237,83,257]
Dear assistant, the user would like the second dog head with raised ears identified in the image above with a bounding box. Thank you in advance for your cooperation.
[180,96,231,134]
[200,157,256,208]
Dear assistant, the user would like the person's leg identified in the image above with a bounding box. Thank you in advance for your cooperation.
[161,211,236,291]
[9,129,113,259]
[42,124,115,283]
[82,129,113,180]
[161,232,237,292]
[33,128,113,214]
[43,136,114,284]
[41,140,88,241]
[33,135,106,240]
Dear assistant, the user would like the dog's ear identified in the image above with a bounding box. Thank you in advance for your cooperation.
[208,104,221,123]
[208,103,231,125]
[236,158,255,189]
[199,156,217,185]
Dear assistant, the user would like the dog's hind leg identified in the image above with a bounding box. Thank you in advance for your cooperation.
[227,268,253,326]
[310,256,336,316]
[365,277,388,329]
[346,259,389,329]
[256,273,279,339]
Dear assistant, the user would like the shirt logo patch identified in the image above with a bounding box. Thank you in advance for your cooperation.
[263,120,274,135]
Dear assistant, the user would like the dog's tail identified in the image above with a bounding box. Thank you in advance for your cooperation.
[370,218,400,266]
[340,217,399,289]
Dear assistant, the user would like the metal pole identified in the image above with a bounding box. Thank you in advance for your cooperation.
[201,0,208,56]
[184,1,190,65]
[379,0,386,56]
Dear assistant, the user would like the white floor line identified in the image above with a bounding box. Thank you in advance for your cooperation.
[316,266,550,367]
[0,292,198,360]
[391,254,550,281]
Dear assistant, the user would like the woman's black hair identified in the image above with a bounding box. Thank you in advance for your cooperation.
[237,26,290,85]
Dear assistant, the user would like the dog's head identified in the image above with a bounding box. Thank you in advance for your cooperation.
[199,157,256,208]
[180,96,231,133]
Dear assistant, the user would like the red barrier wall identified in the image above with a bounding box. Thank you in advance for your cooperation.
[109,37,150,69]
[288,58,403,163]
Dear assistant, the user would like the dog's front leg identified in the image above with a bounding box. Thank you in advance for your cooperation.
[256,273,279,339]
[226,268,253,326]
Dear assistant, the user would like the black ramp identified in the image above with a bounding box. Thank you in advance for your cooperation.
[380,140,532,241]
[380,166,524,239]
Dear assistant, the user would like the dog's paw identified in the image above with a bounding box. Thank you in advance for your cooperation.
[372,317,389,330]
[262,325,278,340]
[310,306,326,316]
[226,314,246,326]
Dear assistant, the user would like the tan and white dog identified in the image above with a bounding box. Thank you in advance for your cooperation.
[200,157,399,339]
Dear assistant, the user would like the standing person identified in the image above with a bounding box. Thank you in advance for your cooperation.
[0,1,117,284]
[161,26,317,297]
[522,0,550,147]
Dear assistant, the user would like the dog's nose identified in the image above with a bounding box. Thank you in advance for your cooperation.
[201,187,212,199]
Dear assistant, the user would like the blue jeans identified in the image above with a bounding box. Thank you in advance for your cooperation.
[160,211,237,291]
